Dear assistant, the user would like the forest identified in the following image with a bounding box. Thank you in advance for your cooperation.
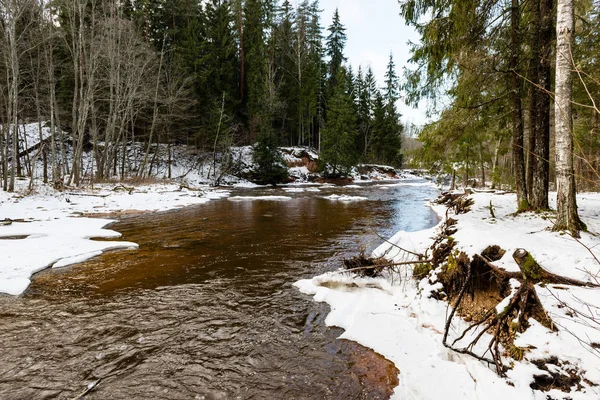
[2,0,599,231]
[0,0,404,191]
[404,0,600,234]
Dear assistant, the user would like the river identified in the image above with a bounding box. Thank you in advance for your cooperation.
[0,180,439,399]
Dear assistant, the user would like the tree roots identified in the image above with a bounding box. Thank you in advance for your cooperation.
[430,192,599,378]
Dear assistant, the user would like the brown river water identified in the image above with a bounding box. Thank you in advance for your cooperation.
[0,181,439,399]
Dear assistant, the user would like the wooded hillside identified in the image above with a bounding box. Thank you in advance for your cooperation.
[0,0,404,190]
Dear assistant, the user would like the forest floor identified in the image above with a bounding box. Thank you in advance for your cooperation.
[296,190,600,400]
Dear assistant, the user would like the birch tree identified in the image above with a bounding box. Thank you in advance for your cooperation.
[554,0,585,235]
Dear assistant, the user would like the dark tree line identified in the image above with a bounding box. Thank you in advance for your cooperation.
[0,0,405,191]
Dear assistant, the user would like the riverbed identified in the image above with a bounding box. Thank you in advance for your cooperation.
[0,181,439,399]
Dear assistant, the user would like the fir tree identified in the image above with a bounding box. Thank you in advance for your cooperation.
[252,133,289,185]
[243,0,268,129]
[384,52,399,104]
[321,68,358,176]
[325,8,346,88]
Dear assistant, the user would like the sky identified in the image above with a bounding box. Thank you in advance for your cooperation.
[316,0,430,127]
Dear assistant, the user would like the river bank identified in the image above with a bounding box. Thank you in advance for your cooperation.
[296,190,600,399]
[0,176,438,399]
[0,169,421,296]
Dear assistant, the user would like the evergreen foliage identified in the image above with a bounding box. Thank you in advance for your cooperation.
[320,68,359,176]
[0,0,411,191]
[252,134,289,185]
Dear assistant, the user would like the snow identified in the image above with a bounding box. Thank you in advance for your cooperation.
[0,181,232,295]
[227,196,292,202]
[322,194,369,202]
[0,217,138,295]
[282,187,307,193]
[297,191,600,399]
[495,279,521,314]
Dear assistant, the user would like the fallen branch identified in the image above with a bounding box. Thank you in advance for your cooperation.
[512,248,600,287]
[65,192,110,198]
[71,378,102,400]
[370,228,425,259]
[342,259,433,274]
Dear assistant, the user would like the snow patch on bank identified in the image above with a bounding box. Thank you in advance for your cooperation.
[296,191,600,399]
[0,182,232,295]
[0,217,137,295]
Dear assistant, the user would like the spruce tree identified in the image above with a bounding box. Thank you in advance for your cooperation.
[321,68,358,176]
[325,8,346,89]
[367,53,403,166]
[384,52,399,104]
[242,0,267,130]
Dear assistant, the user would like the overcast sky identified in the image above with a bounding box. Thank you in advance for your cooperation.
[315,0,429,127]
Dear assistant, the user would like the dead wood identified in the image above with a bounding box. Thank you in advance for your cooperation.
[1,218,31,225]
[65,192,110,198]
[71,378,102,400]
[343,259,433,274]
[343,254,387,277]
[112,184,135,194]
[430,191,600,379]
[512,248,600,287]
[179,184,204,192]
[442,248,598,377]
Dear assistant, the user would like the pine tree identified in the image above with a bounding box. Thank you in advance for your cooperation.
[202,0,238,143]
[357,66,378,158]
[242,0,268,131]
[369,53,403,166]
[306,0,326,150]
[325,8,346,89]
[274,0,297,145]
[384,52,399,104]
[321,68,358,176]
[252,133,289,185]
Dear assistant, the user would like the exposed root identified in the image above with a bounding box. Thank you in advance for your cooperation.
[436,190,475,214]
[343,254,388,277]
[530,357,583,392]
[430,192,599,382]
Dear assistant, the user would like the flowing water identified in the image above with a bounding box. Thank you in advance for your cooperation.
[0,181,439,399]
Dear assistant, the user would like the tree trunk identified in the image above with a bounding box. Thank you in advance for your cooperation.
[237,1,245,101]
[526,0,540,196]
[554,0,584,236]
[510,0,529,211]
[529,0,552,210]
[491,137,502,190]
[6,0,20,192]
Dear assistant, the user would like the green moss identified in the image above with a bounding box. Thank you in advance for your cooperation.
[521,253,543,282]
[444,249,460,274]
[517,199,531,213]
[413,262,432,279]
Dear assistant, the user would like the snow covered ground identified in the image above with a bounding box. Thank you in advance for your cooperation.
[296,191,600,399]
[0,170,420,297]
[1,123,415,297]
[0,180,231,296]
